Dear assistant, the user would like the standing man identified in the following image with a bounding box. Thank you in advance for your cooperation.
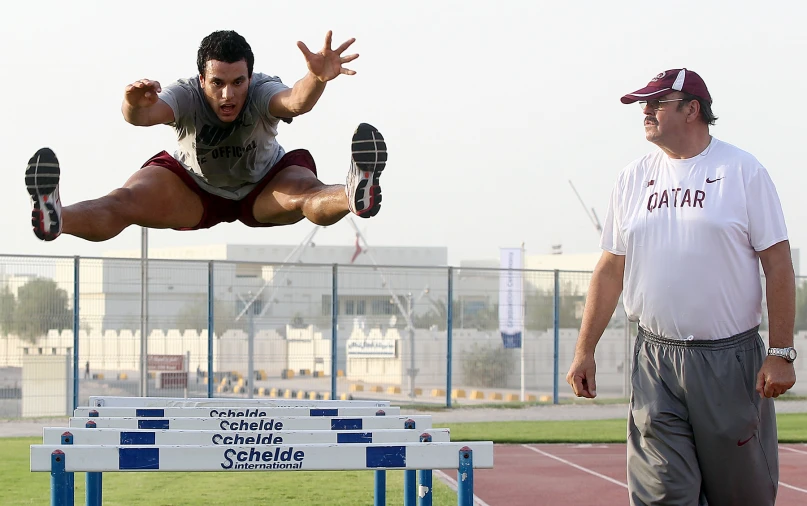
[26,29,387,242]
[566,68,797,505]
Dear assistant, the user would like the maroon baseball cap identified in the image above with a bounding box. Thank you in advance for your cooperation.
[621,68,712,105]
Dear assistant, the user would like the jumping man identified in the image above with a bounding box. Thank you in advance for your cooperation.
[26,30,387,241]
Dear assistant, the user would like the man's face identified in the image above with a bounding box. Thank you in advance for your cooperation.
[640,93,693,144]
[199,59,250,123]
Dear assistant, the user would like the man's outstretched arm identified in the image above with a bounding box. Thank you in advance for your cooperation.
[121,79,175,127]
[269,31,358,118]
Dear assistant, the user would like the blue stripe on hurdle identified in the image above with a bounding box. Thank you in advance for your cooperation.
[120,431,156,445]
[337,432,373,443]
[331,418,362,430]
[309,408,338,417]
[365,446,406,468]
[138,419,170,430]
[119,448,160,470]
[135,409,164,418]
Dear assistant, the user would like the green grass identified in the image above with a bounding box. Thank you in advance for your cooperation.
[4,413,807,504]
[446,419,629,443]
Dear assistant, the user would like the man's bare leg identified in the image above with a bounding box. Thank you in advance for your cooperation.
[252,167,350,226]
[27,148,204,242]
[251,122,388,226]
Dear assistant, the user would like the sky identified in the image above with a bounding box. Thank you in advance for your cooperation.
[3,1,806,267]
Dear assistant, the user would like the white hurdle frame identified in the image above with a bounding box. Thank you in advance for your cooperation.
[88,396,390,408]
[73,406,402,418]
[33,397,492,506]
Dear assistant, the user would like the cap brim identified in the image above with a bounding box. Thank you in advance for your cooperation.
[620,86,673,104]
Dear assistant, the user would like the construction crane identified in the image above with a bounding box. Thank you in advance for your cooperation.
[568,180,603,236]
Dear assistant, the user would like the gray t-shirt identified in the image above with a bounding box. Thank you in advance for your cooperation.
[157,72,290,200]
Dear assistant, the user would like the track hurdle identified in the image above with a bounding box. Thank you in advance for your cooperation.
[34,398,493,505]
[89,396,390,408]
[45,427,454,445]
[67,415,434,430]
[74,406,402,417]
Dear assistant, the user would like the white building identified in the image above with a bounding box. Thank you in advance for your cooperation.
[53,241,450,336]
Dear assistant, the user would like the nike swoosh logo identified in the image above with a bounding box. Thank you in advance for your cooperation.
[737,435,754,446]
[706,177,723,183]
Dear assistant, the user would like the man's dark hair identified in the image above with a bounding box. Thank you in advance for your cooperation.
[197,30,254,77]
[677,92,718,126]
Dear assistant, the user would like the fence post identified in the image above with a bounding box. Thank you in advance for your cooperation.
[139,228,149,398]
[553,269,560,405]
[207,261,214,398]
[72,256,79,411]
[446,267,453,408]
[331,264,338,400]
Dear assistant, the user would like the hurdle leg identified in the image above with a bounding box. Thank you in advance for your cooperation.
[417,469,433,506]
[404,470,417,505]
[418,432,434,506]
[373,407,388,506]
[86,472,102,506]
[85,420,103,506]
[50,450,69,506]
[457,447,474,506]
[374,470,386,506]
[59,433,75,506]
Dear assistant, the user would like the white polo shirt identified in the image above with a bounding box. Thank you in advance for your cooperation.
[601,137,788,340]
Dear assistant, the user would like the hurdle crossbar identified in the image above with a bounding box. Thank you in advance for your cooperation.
[45,427,453,446]
[32,442,493,472]
[89,396,390,408]
[74,406,401,418]
[68,415,433,431]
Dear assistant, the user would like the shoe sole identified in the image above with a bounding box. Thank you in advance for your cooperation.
[25,148,61,241]
[351,123,387,217]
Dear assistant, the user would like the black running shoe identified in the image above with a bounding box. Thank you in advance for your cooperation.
[346,123,387,218]
[26,148,62,241]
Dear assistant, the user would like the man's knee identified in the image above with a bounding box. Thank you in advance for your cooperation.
[104,188,140,216]
[271,166,324,199]
[256,166,325,212]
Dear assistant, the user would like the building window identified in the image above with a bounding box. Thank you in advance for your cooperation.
[345,300,355,315]
[357,300,366,315]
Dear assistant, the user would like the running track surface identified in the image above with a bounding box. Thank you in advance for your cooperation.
[439,443,807,506]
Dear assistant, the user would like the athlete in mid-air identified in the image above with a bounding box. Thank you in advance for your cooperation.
[26,29,387,241]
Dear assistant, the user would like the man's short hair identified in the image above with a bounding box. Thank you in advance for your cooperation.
[197,30,255,78]
[677,92,718,126]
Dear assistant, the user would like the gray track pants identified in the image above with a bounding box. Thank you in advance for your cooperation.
[627,326,778,506]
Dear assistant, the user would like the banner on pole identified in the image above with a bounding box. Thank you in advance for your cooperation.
[499,247,523,349]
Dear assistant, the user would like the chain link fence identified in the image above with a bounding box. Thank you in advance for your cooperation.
[1,254,805,417]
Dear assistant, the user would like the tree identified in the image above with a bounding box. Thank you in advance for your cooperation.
[0,286,15,337]
[413,299,449,330]
[461,342,514,388]
[525,283,585,331]
[11,278,72,343]
[175,296,244,337]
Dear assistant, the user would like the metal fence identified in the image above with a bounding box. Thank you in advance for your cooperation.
[1,253,806,418]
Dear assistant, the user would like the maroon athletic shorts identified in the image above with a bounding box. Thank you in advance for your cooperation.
[140,149,318,230]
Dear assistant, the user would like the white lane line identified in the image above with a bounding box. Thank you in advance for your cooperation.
[433,470,493,506]
[521,445,628,489]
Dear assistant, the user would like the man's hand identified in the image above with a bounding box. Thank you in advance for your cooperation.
[125,79,162,109]
[567,353,598,398]
[756,356,796,398]
[297,31,359,83]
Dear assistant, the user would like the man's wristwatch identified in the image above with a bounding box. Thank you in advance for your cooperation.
[768,347,798,363]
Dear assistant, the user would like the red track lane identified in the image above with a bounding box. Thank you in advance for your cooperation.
[455,443,807,506]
